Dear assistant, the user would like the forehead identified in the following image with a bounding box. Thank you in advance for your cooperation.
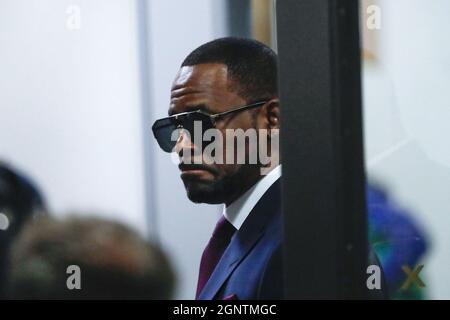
[172,63,228,88]
[169,64,241,115]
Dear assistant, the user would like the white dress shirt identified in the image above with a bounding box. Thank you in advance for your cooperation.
[223,165,282,230]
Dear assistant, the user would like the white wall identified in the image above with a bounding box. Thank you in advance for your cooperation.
[0,0,230,300]
[363,0,450,299]
[0,0,148,233]
[11,0,448,300]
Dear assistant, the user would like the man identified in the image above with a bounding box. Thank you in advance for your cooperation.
[152,37,386,300]
[152,37,282,300]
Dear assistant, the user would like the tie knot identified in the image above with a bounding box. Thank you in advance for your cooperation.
[212,216,236,241]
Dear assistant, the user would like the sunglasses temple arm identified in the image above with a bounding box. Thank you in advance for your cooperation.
[212,101,267,120]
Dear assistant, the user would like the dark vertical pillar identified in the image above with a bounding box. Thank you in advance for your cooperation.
[226,0,252,38]
[277,0,368,299]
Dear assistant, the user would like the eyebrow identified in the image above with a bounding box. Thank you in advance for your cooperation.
[168,104,211,116]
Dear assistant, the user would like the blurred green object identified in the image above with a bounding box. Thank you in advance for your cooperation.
[367,185,428,300]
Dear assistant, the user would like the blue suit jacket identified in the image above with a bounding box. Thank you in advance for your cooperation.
[198,179,283,300]
[197,179,389,300]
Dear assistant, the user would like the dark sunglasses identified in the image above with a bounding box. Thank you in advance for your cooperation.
[152,101,268,153]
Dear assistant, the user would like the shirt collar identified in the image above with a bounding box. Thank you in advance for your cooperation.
[223,165,282,230]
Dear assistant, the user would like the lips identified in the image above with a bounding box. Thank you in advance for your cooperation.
[178,163,215,182]
[178,163,213,173]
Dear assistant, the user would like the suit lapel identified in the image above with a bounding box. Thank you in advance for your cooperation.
[198,179,282,300]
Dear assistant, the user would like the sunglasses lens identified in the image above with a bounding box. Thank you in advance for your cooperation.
[152,118,178,152]
[152,112,215,153]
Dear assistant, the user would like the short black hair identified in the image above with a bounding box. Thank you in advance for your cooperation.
[181,37,278,103]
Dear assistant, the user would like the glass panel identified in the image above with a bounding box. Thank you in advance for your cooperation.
[361,0,450,299]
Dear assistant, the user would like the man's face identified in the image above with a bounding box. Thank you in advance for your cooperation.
[169,63,261,205]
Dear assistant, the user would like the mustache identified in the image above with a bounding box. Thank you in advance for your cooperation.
[178,162,218,174]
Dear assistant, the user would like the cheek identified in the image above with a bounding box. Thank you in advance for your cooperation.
[213,163,243,180]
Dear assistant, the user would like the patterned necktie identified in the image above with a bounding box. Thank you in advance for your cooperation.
[195,216,236,299]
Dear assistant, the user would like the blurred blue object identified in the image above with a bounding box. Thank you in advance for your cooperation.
[367,184,428,299]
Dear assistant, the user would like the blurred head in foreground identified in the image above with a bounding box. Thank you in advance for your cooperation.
[0,162,45,235]
[7,216,175,299]
[0,161,46,297]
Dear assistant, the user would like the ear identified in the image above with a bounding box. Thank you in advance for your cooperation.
[262,98,280,130]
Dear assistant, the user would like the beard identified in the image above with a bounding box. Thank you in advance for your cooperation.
[183,179,227,204]
[182,165,257,205]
